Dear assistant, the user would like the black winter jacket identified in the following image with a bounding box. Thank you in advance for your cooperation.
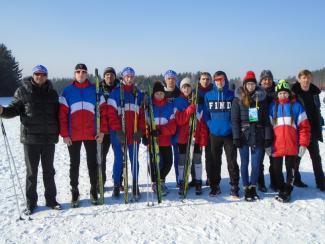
[1,77,59,144]
[292,82,324,142]
[231,86,272,147]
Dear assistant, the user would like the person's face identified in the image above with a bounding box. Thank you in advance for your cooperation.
[214,75,225,89]
[245,82,256,93]
[298,74,312,91]
[123,74,135,86]
[75,69,87,83]
[154,91,165,101]
[165,77,176,89]
[181,84,192,97]
[32,72,47,86]
[278,91,289,100]
[260,77,273,89]
[104,72,115,85]
[200,75,210,88]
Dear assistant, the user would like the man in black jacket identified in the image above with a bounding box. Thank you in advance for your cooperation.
[0,65,61,214]
[100,67,119,188]
[292,69,325,191]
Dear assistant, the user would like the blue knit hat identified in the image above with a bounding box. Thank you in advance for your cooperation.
[32,64,48,74]
[164,70,177,79]
[121,67,135,77]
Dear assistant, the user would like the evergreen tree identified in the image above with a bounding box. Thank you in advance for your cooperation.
[0,43,22,96]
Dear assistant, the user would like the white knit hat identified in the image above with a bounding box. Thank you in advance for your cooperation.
[180,77,192,89]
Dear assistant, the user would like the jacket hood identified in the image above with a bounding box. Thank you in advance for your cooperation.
[235,85,266,102]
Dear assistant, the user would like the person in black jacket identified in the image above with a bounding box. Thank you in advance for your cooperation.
[231,71,272,201]
[292,69,325,191]
[257,70,277,192]
[0,65,61,214]
[100,67,119,188]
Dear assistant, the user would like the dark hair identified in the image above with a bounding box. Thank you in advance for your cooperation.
[298,69,312,78]
[199,72,211,80]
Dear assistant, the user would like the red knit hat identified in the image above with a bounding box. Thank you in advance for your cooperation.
[243,71,257,84]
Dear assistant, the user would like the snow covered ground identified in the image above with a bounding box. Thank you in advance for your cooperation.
[0,93,325,244]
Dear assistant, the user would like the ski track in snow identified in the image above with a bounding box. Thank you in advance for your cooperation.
[0,93,325,244]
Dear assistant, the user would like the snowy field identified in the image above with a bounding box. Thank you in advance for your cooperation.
[0,93,325,244]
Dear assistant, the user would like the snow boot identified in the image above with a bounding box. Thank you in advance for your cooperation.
[209,185,221,197]
[250,185,260,201]
[90,186,99,205]
[112,185,120,199]
[71,188,80,208]
[230,185,240,199]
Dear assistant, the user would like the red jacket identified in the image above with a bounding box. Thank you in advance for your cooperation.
[152,98,176,146]
[174,94,208,146]
[59,80,108,141]
[269,98,310,157]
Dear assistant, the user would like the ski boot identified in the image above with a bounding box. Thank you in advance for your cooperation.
[195,180,202,195]
[112,185,120,199]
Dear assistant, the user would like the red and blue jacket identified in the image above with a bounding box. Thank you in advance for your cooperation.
[152,97,176,146]
[174,94,208,146]
[107,83,145,145]
[59,80,108,141]
[269,98,310,157]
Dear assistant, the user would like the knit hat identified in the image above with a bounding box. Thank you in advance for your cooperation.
[121,67,135,77]
[164,70,177,79]
[103,67,116,77]
[32,64,48,74]
[275,79,291,94]
[259,70,273,83]
[152,81,165,94]
[243,71,257,84]
[180,77,192,89]
[75,63,87,71]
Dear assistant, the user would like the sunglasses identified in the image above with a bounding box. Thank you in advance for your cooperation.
[75,70,87,74]
[34,73,47,77]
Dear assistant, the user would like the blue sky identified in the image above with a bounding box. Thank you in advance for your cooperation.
[1,0,325,79]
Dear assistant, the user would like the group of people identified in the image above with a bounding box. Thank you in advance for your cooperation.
[0,64,324,215]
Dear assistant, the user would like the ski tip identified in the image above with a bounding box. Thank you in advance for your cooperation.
[95,68,99,76]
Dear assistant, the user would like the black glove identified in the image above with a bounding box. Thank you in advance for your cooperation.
[233,139,242,148]
[133,129,142,141]
[142,136,149,146]
[264,139,272,148]
[116,130,126,144]
[150,129,161,137]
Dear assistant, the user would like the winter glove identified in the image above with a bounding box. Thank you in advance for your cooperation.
[298,146,307,158]
[142,136,149,146]
[265,147,272,156]
[133,129,143,141]
[264,139,273,148]
[186,104,196,115]
[233,139,242,148]
[116,130,126,144]
[150,129,161,137]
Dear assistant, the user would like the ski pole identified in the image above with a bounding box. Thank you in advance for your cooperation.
[0,118,29,220]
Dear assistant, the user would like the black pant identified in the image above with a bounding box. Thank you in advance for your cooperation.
[258,149,276,187]
[272,156,296,192]
[150,146,173,181]
[68,140,98,190]
[24,144,57,206]
[101,134,111,184]
[208,134,240,187]
[294,136,325,187]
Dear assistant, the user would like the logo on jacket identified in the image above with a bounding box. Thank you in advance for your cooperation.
[208,101,232,111]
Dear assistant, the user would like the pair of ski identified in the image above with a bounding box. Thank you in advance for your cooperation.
[180,81,199,201]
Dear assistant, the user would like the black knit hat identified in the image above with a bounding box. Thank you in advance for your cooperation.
[75,63,87,71]
[153,81,165,95]
[103,67,116,77]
